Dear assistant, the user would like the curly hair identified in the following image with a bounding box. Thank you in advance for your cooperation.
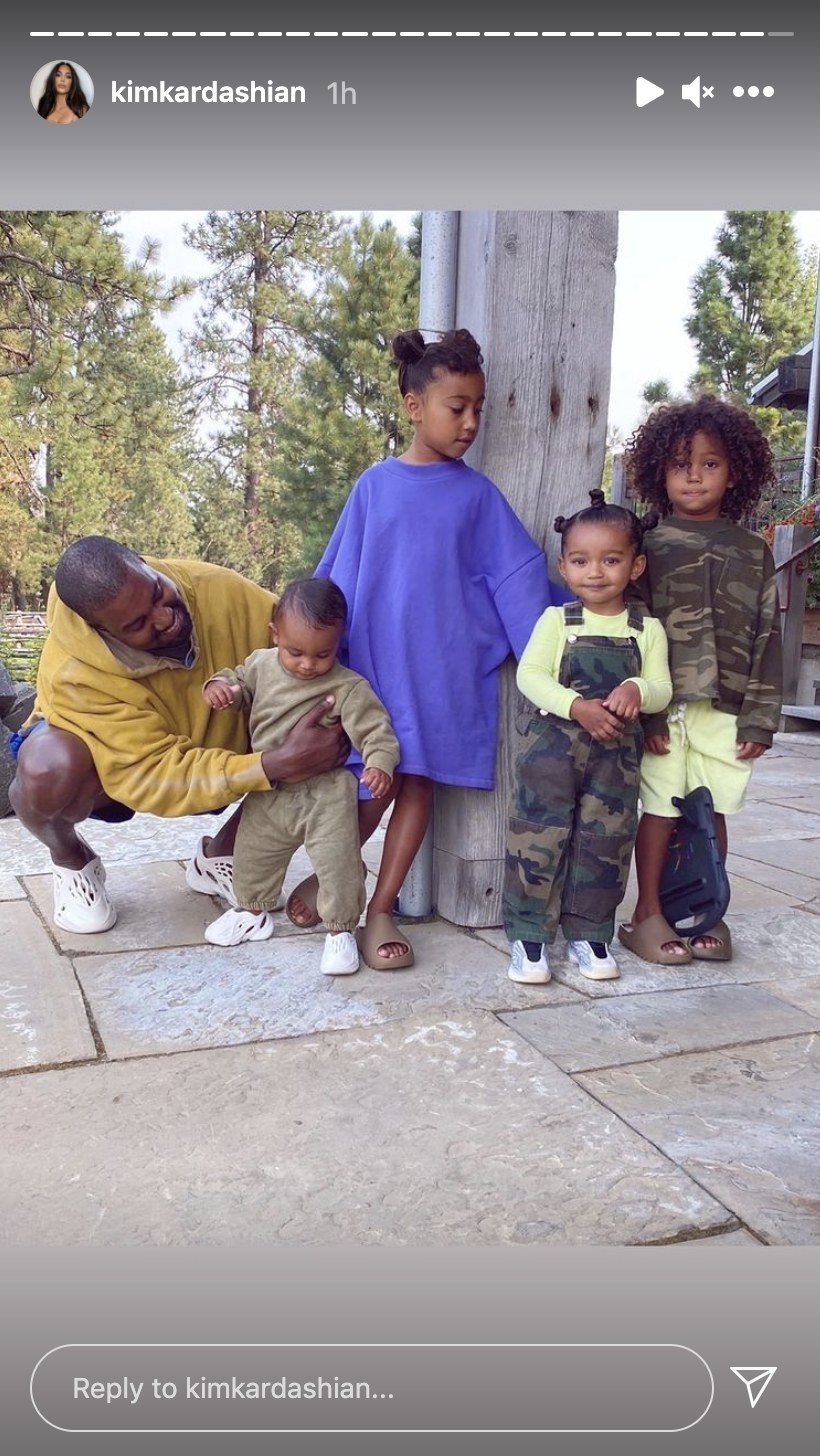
[554,488,659,554]
[391,328,484,397]
[623,395,777,522]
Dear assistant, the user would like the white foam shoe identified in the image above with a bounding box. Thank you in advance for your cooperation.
[204,909,275,946]
[185,838,239,907]
[567,939,620,980]
[52,857,117,933]
[320,931,360,976]
[507,940,551,984]
[185,837,284,911]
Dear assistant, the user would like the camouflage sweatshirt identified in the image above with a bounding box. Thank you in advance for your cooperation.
[631,517,783,746]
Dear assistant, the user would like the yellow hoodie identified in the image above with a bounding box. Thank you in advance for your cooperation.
[33,558,276,816]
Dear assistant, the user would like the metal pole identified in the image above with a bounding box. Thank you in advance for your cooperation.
[397,210,459,918]
[801,264,820,499]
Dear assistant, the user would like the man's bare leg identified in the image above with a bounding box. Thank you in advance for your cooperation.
[9,725,108,869]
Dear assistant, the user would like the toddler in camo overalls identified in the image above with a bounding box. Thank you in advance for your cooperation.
[503,489,672,984]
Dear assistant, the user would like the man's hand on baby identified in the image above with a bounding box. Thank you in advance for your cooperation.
[203,680,241,710]
[602,681,642,722]
[361,767,392,799]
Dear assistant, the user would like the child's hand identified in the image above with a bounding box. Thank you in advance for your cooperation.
[645,733,671,755]
[203,680,241,710]
[361,767,393,799]
[569,697,624,743]
[602,681,642,722]
[736,741,768,761]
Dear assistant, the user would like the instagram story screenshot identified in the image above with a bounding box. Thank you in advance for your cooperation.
[1,6,819,1452]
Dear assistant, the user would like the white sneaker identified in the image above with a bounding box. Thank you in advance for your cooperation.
[567,939,620,981]
[52,857,117,933]
[507,940,551,984]
[320,931,360,976]
[204,908,275,946]
[185,838,239,907]
[185,837,285,911]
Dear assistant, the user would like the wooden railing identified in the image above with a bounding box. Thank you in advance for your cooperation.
[0,611,47,685]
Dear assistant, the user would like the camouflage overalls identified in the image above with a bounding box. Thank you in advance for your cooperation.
[504,600,645,946]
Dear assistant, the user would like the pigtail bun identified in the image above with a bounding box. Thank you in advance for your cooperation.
[553,514,567,535]
[638,509,661,542]
[588,488,607,510]
[391,329,427,367]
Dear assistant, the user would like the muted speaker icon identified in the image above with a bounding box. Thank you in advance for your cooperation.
[682,75,702,107]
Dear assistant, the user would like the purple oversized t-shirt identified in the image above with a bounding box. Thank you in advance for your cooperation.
[315,455,560,789]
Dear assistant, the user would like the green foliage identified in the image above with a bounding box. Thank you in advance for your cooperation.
[276,213,420,574]
[1,209,422,600]
[687,211,818,401]
[0,210,198,602]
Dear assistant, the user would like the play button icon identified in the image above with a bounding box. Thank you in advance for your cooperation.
[636,76,665,107]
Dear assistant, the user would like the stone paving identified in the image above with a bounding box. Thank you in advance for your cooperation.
[2,732,820,1247]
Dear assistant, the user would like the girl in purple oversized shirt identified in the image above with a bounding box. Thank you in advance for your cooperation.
[287,328,562,969]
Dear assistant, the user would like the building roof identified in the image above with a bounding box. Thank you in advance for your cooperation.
[749,342,812,409]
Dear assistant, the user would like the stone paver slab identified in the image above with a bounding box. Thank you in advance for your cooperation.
[73,922,583,1057]
[665,1229,763,1247]
[730,803,820,840]
[759,978,820,1018]
[720,910,820,984]
[0,809,390,876]
[728,839,820,881]
[501,984,817,1072]
[0,901,96,1071]
[0,873,24,900]
[475,926,738,996]
[726,854,820,903]
[0,1013,731,1246]
[23,861,220,954]
[0,808,235,876]
[576,1034,820,1245]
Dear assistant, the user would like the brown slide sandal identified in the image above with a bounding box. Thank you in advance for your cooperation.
[688,919,732,961]
[357,912,415,971]
[285,862,368,930]
[618,913,693,965]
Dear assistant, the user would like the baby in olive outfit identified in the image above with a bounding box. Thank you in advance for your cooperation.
[202,577,399,975]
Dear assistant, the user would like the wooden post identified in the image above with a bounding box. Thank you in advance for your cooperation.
[610,453,626,505]
[773,522,813,704]
[433,211,618,926]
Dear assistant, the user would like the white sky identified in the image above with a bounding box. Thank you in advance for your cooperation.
[116,209,820,441]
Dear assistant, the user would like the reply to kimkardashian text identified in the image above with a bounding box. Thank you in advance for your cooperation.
[73,1376,394,1403]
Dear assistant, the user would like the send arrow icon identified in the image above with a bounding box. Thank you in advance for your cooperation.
[636,77,664,107]
[730,1367,777,1409]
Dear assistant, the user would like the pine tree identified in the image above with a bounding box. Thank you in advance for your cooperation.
[277,213,420,574]
[183,210,336,585]
[0,210,196,602]
[687,211,818,399]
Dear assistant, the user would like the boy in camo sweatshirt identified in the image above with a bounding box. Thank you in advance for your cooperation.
[619,395,782,966]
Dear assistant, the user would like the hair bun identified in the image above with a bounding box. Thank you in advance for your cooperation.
[588,488,606,509]
[553,514,566,534]
[391,329,426,365]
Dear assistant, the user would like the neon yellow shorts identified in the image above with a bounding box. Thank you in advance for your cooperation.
[639,700,753,817]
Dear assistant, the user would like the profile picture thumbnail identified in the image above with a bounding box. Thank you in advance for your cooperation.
[31,59,94,125]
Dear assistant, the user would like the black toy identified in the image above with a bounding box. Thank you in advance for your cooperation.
[659,785,731,935]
